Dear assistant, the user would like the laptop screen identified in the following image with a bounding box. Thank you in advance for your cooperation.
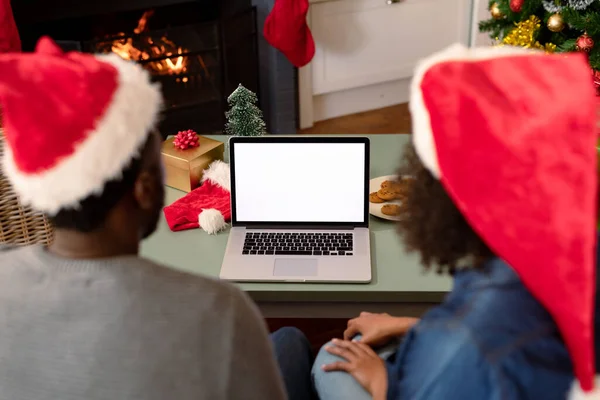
[231,140,368,225]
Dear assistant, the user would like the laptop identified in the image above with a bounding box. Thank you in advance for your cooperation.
[219,136,372,283]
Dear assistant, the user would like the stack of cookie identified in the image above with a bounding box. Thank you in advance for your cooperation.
[369,178,411,217]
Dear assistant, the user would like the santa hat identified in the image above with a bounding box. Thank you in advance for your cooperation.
[410,44,598,396]
[163,160,231,235]
[0,36,162,215]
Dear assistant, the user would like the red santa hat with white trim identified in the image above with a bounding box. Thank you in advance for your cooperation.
[0,36,162,215]
[163,160,232,235]
[410,44,598,397]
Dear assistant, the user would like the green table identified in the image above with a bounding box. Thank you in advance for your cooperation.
[141,135,451,317]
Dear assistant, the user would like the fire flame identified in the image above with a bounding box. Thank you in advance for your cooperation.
[134,10,154,34]
[109,10,187,75]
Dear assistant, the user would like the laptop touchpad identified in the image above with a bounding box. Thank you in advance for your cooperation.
[273,259,318,276]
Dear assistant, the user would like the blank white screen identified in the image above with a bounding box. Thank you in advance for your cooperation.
[234,142,366,223]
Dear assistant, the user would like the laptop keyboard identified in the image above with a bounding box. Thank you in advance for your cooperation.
[243,232,354,256]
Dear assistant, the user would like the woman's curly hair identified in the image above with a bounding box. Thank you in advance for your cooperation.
[396,143,494,274]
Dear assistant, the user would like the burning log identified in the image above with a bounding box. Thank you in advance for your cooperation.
[97,10,189,76]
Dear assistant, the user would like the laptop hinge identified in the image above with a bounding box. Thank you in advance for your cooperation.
[243,225,356,230]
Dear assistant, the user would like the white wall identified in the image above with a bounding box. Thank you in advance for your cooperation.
[471,0,494,46]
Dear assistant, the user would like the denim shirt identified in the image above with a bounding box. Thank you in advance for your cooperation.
[386,257,578,400]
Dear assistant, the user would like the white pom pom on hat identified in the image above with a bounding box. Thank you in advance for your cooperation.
[163,160,232,235]
[198,208,227,235]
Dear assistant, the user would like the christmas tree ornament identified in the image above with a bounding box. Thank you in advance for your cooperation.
[163,160,231,235]
[544,42,557,53]
[484,0,600,69]
[411,43,597,395]
[510,0,523,13]
[547,13,565,32]
[568,0,595,10]
[576,33,594,52]
[225,84,267,137]
[542,0,562,13]
[0,37,161,215]
[502,15,556,53]
[264,0,315,67]
[173,129,200,150]
[592,69,600,96]
[490,2,505,19]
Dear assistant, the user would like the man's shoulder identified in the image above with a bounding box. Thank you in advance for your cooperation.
[133,256,247,303]
[0,244,38,263]
[0,243,15,252]
[0,243,25,254]
[0,246,251,314]
[134,258,262,337]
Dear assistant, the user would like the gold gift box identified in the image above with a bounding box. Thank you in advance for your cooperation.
[161,136,224,192]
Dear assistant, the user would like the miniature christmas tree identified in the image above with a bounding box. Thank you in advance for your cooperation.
[225,84,267,136]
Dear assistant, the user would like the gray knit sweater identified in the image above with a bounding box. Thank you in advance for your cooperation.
[0,245,286,400]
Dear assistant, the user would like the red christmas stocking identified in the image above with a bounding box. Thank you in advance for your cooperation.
[264,0,315,68]
[0,0,20,53]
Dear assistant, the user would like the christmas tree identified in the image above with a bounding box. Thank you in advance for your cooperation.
[225,84,267,136]
[480,0,600,92]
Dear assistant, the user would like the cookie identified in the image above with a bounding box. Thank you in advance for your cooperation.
[381,180,402,194]
[380,180,396,189]
[381,204,401,216]
[390,184,404,194]
[377,188,397,201]
[393,191,407,201]
[369,192,385,203]
[395,178,415,197]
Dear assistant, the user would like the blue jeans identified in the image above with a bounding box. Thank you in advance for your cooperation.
[311,335,399,400]
[271,327,316,400]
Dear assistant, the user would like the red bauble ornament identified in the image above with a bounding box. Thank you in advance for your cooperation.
[173,129,200,150]
[510,0,523,12]
[576,33,594,52]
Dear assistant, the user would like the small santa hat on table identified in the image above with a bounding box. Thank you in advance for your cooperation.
[410,44,598,396]
[163,160,231,235]
[0,37,161,215]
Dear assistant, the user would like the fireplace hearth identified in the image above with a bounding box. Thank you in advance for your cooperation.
[12,0,267,138]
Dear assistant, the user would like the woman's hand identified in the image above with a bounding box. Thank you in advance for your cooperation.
[322,339,388,400]
[344,312,419,346]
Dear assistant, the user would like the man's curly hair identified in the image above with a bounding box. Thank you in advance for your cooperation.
[396,143,494,274]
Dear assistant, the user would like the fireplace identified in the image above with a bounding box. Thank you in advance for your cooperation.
[11,0,297,137]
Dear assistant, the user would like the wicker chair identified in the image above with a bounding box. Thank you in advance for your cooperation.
[0,132,54,245]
